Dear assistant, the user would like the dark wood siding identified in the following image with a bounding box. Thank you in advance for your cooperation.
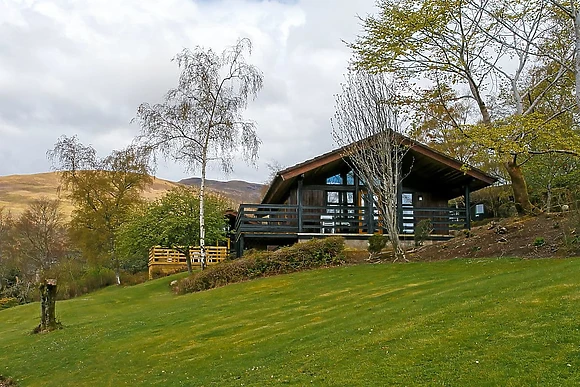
[288,186,330,207]
[407,190,452,235]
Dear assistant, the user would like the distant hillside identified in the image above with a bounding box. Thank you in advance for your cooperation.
[0,172,180,217]
[179,177,265,205]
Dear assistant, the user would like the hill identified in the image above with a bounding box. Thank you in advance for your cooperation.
[1,258,579,386]
[179,177,265,205]
[0,172,180,217]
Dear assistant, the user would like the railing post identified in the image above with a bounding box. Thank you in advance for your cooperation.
[297,175,304,232]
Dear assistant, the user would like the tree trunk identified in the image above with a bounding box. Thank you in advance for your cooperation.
[38,279,58,332]
[504,159,533,215]
[390,234,406,262]
[385,209,406,262]
[381,185,406,262]
[466,74,492,125]
[185,248,192,274]
[574,7,580,111]
[546,182,552,213]
[199,158,207,271]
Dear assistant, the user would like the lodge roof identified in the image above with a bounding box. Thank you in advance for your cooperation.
[262,134,498,204]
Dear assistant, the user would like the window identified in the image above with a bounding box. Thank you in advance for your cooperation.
[346,171,355,185]
[327,191,340,204]
[326,174,342,185]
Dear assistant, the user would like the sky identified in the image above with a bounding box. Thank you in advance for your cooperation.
[0,0,378,184]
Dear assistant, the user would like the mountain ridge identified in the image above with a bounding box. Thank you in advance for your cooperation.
[0,172,265,216]
[178,177,265,205]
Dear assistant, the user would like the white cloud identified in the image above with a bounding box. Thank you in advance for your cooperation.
[0,0,377,183]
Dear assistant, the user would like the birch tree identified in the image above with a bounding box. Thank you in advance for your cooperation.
[332,71,409,261]
[134,38,262,269]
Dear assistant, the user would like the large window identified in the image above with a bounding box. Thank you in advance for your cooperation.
[346,171,355,185]
[326,174,342,185]
[326,171,355,186]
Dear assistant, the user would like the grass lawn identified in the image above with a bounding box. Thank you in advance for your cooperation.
[1,258,580,386]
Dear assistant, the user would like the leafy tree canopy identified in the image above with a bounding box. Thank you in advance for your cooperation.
[48,135,153,283]
[117,187,231,274]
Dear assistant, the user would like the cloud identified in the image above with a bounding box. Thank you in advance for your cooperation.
[0,0,377,183]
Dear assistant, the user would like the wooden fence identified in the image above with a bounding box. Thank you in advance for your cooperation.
[148,245,229,279]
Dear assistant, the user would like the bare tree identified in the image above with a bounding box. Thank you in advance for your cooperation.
[0,207,15,292]
[14,198,68,277]
[134,38,263,269]
[332,71,409,261]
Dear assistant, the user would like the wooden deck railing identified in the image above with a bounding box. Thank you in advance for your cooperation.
[148,245,229,278]
[235,203,468,238]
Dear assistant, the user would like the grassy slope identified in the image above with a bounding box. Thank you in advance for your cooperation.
[1,259,580,386]
[0,172,179,217]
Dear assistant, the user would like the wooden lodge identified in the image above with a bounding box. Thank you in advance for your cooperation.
[233,135,497,257]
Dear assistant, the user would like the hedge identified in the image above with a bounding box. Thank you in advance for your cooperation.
[176,236,345,294]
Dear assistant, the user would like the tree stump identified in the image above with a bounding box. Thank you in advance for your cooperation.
[36,279,59,333]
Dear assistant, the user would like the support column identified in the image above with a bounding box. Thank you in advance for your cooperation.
[465,184,472,230]
[238,235,245,258]
[354,175,360,233]
[367,192,375,233]
[396,181,403,234]
[297,175,304,232]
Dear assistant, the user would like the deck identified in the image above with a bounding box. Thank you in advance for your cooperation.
[234,203,468,256]
[148,245,229,278]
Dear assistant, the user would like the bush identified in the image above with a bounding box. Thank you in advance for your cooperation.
[119,271,149,286]
[0,297,19,310]
[177,237,345,294]
[0,280,34,305]
[498,202,518,218]
[55,266,117,300]
[149,267,165,280]
[414,219,433,247]
[367,234,388,258]
[119,254,149,274]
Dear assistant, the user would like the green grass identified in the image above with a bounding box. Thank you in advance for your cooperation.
[1,258,580,386]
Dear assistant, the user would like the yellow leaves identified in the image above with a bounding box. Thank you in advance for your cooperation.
[463,112,580,159]
[352,0,462,72]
